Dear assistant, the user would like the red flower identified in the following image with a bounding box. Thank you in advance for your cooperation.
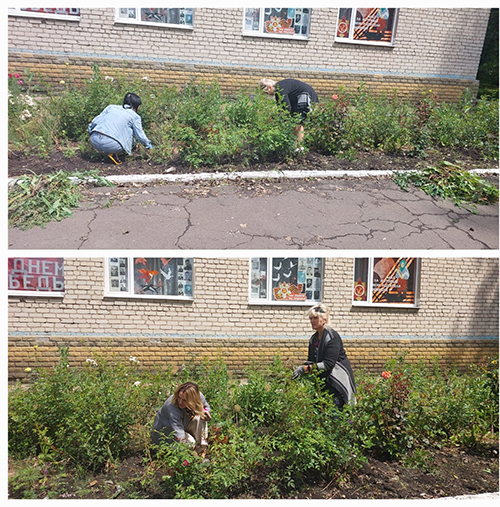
[381,371,391,379]
[332,94,339,100]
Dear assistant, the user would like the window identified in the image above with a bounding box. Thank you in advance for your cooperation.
[250,257,323,304]
[8,258,65,296]
[106,257,193,299]
[353,258,419,307]
[116,8,193,29]
[335,8,397,46]
[243,8,311,39]
[8,8,81,20]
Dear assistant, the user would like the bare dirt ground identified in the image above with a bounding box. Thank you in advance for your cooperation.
[9,440,498,499]
[7,146,496,179]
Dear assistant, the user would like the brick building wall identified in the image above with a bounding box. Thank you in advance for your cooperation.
[8,257,499,381]
[8,8,489,101]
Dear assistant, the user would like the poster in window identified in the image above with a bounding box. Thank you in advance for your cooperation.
[8,258,65,293]
[336,8,351,38]
[372,258,416,304]
[133,258,193,296]
[272,257,308,301]
[244,8,260,31]
[353,8,395,43]
[118,8,136,19]
[21,8,80,16]
[109,258,128,292]
[264,8,295,35]
[250,258,267,299]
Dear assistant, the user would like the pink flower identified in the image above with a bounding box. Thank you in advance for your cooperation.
[18,80,23,85]
[332,94,339,100]
[381,371,391,379]
[182,460,189,466]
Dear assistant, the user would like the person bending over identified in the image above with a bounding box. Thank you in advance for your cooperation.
[88,92,152,164]
[260,78,318,144]
[151,381,211,453]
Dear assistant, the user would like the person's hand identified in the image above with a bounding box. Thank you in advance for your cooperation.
[146,143,153,150]
[292,365,305,380]
[201,409,211,421]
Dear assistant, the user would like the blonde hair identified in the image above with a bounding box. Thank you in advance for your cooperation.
[173,382,204,415]
[259,78,276,90]
[306,303,330,323]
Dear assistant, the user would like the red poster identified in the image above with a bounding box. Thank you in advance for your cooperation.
[8,258,65,293]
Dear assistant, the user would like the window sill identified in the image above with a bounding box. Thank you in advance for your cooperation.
[335,38,394,48]
[352,302,419,309]
[115,19,194,30]
[242,32,309,41]
[104,293,193,301]
[9,12,80,21]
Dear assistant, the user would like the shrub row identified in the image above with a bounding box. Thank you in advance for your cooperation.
[8,66,499,167]
[8,348,499,498]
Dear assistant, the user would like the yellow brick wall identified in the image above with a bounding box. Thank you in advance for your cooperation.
[9,339,498,381]
[8,257,499,381]
[7,58,475,102]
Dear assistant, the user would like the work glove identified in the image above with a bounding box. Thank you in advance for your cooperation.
[146,143,153,149]
[292,365,305,380]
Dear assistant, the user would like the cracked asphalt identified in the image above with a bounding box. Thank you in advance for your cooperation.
[8,174,499,250]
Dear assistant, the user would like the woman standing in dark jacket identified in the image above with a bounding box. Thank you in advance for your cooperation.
[293,303,356,409]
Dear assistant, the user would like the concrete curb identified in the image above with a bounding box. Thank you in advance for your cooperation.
[8,167,499,187]
[434,492,499,500]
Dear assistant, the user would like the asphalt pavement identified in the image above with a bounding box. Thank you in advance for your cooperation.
[8,168,499,250]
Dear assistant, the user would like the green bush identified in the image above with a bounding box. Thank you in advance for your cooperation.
[432,91,499,159]
[8,67,499,168]
[9,349,499,498]
[304,91,350,154]
[8,347,171,471]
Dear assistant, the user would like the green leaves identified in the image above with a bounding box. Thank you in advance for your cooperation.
[8,170,113,229]
[393,161,499,212]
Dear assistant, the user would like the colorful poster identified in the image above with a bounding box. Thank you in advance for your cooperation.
[8,258,65,293]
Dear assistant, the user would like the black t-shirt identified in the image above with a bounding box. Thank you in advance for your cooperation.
[275,79,319,113]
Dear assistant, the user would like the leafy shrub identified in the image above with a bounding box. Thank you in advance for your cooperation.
[431,90,499,159]
[8,347,170,471]
[9,349,499,498]
[8,72,58,157]
[346,87,433,156]
[353,354,413,458]
[8,67,499,168]
[304,92,351,154]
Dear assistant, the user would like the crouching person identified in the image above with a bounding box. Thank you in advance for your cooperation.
[151,382,211,454]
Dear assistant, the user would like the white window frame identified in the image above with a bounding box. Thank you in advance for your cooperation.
[249,257,324,306]
[352,257,420,308]
[104,257,194,300]
[8,258,65,297]
[115,7,194,30]
[242,7,311,41]
[8,7,81,21]
[335,7,398,47]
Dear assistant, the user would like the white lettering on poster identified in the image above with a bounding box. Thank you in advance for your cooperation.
[8,258,65,292]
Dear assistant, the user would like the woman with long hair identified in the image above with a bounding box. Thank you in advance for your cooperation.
[151,381,211,450]
[292,303,356,410]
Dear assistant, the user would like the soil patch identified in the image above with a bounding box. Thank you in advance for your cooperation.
[8,147,495,179]
[9,442,498,499]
